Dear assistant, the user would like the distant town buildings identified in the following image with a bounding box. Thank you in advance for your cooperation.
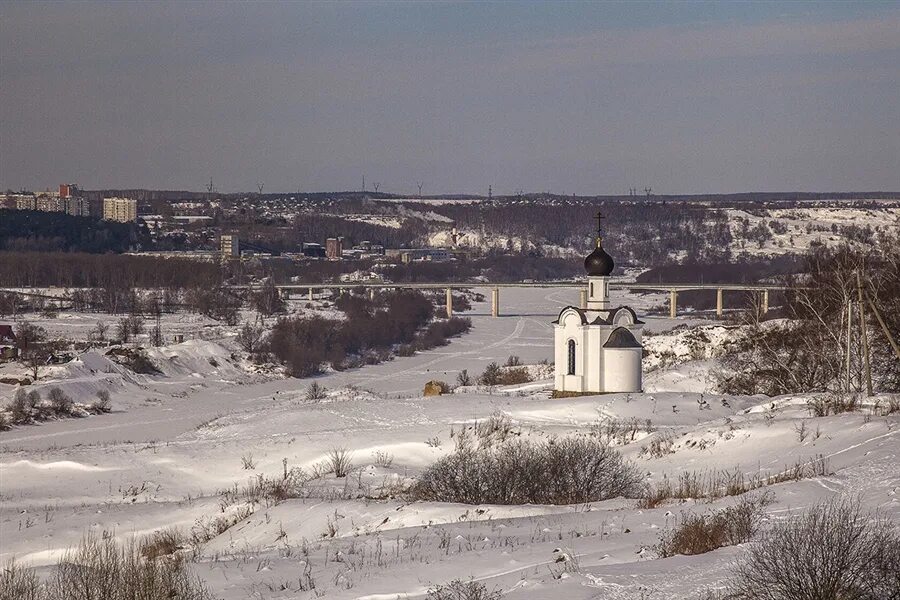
[1,184,102,217]
[219,234,240,259]
[385,248,452,263]
[325,237,343,259]
[301,243,326,258]
[102,197,138,222]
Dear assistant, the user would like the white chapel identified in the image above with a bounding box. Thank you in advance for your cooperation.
[553,214,644,394]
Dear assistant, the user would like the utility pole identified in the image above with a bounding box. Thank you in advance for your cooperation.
[362,175,365,192]
[864,287,900,362]
[856,272,873,396]
[845,299,852,393]
[417,181,424,196]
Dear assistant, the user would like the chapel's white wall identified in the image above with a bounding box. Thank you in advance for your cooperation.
[554,311,588,392]
[585,326,603,392]
[586,277,609,310]
[602,348,642,392]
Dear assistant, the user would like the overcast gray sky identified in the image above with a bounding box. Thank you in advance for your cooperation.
[1,1,898,195]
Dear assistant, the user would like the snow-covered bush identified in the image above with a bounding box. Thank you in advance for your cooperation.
[426,579,501,600]
[411,437,640,505]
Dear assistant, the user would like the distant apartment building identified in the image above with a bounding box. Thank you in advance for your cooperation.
[0,193,23,210]
[65,196,98,217]
[386,248,452,263]
[59,183,79,198]
[14,194,37,211]
[36,194,65,213]
[103,197,138,222]
[220,234,240,258]
[325,237,343,259]
[301,242,326,258]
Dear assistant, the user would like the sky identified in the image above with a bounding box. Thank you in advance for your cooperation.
[1,1,898,196]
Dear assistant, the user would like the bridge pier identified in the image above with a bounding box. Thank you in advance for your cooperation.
[369,289,375,301]
[762,289,769,314]
[491,288,500,317]
[308,287,314,301]
[579,289,587,309]
[669,290,678,318]
[716,288,724,317]
[446,288,453,318]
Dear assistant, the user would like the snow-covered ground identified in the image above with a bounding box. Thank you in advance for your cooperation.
[1,288,898,599]
[724,205,900,257]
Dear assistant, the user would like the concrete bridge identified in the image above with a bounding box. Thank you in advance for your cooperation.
[242,282,791,319]
[1,282,791,319]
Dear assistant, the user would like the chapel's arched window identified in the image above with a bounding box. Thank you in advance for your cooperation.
[567,339,576,375]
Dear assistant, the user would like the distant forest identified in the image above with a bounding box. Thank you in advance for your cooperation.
[0,210,147,253]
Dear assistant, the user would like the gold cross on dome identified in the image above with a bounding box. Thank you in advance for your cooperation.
[595,211,605,235]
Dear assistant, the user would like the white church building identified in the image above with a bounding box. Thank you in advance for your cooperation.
[554,216,644,394]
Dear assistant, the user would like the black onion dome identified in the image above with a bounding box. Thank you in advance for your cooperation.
[584,242,614,276]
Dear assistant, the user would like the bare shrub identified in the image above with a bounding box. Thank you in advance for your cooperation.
[92,389,112,413]
[140,528,183,560]
[117,317,131,343]
[639,430,676,458]
[327,447,353,478]
[595,417,654,446]
[505,355,522,367]
[456,369,472,387]
[639,457,830,508]
[305,381,327,401]
[236,321,264,353]
[806,391,859,417]
[8,388,30,424]
[241,454,255,470]
[426,579,502,600]
[0,558,40,600]
[477,362,502,386]
[727,497,900,600]
[372,450,394,468]
[476,411,515,443]
[411,436,641,505]
[47,387,73,416]
[0,532,213,600]
[655,493,771,557]
[497,366,532,385]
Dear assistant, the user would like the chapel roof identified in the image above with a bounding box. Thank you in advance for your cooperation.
[602,327,642,348]
[553,306,644,326]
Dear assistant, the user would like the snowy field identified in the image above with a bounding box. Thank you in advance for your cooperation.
[1,288,898,599]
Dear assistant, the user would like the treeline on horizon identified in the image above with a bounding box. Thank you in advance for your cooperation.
[218,201,736,265]
[0,251,585,289]
[67,188,900,202]
[0,209,147,253]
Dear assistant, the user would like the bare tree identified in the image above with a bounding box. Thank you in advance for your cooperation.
[728,497,900,600]
[236,321,264,353]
